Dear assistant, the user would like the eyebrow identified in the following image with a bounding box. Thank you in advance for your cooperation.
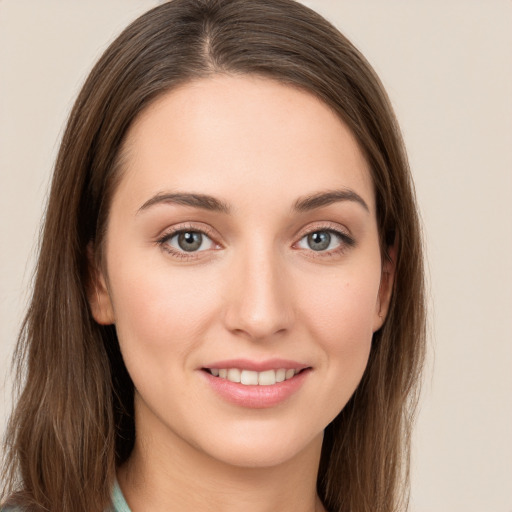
[137,188,369,216]
[293,189,370,213]
[137,192,231,214]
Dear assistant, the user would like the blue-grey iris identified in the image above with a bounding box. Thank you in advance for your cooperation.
[178,232,203,251]
[308,231,331,251]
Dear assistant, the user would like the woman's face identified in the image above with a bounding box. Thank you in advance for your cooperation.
[91,75,393,468]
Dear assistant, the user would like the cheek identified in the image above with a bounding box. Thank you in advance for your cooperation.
[297,262,381,387]
[107,257,222,367]
[301,264,380,341]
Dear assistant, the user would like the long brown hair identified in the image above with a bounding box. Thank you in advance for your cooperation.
[1,1,426,511]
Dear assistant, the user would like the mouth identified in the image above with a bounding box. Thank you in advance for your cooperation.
[200,359,312,407]
[202,367,309,386]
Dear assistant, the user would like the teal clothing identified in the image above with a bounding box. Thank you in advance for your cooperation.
[111,480,131,512]
[1,480,131,512]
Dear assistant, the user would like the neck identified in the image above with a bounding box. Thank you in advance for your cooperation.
[118,398,326,512]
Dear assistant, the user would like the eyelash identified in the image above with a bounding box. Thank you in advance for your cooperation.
[156,224,219,260]
[294,224,355,259]
[156,223,355,261]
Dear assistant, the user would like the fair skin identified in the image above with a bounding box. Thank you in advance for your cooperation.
[90,75,394,512]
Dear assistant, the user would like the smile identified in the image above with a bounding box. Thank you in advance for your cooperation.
[206,368,302,386]
[201,359,311,408]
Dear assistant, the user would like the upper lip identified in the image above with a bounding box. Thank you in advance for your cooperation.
[201,358,310,372]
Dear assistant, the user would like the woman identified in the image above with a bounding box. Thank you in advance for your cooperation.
[1,1,426,511]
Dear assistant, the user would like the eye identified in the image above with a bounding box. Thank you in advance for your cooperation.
[296,229,353,252]
[164,230,216,253]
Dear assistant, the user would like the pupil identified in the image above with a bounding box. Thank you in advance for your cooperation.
[308,231,330,251]
[178,232,202,251]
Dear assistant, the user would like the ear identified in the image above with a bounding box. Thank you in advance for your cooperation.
[372,242,396,332]
[86,243,115,325]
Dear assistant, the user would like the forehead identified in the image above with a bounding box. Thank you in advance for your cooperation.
[114,74,374,214]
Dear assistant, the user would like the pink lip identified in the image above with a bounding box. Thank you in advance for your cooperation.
[199,359,311,409]
[202,358,309,372]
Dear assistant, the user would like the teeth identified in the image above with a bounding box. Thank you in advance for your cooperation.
[227,368,241,383]
[241,370,259,385]
[258,369,276,386]
[209,368,299,385]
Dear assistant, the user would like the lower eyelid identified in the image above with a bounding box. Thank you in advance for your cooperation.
[156,225,354,258]
[166,231,216,250]
[296,229,354,249]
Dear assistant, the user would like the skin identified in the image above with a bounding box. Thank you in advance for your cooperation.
[89,75,394,512]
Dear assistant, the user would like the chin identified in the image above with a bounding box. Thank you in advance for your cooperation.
[188,423,325,470]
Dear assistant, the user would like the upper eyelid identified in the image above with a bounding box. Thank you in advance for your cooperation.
[157,226,219,258]
[295,229,352,247]
[157,222,219,242]
[294,221,352,240]
[156,221,354,247]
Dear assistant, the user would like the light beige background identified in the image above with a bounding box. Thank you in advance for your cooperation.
[1,1,511,511]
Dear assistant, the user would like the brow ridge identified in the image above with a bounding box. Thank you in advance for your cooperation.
[293,189,369,213]
[138,192,230,214]
[138,188,368,216]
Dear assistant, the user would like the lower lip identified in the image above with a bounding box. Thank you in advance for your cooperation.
[201,369,310,409]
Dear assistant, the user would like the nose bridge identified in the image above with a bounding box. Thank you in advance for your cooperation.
[224,238,293,340]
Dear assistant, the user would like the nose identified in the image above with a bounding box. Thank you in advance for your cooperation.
[222,245,294,341]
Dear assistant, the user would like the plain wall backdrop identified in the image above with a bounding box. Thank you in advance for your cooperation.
[1,1,511,511]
